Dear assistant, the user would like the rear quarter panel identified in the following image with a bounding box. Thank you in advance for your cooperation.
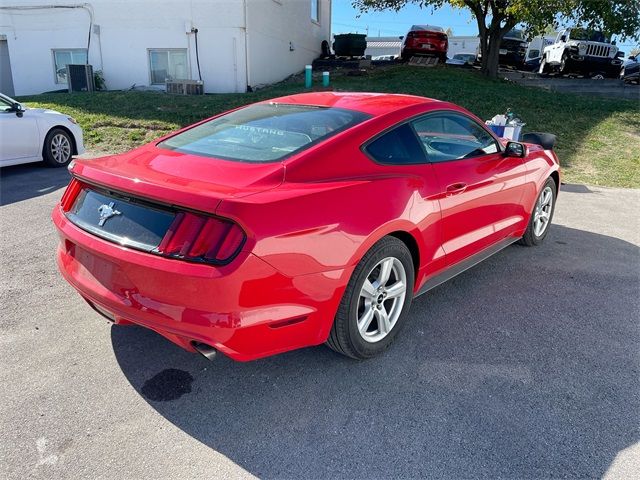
[216,171,442,281]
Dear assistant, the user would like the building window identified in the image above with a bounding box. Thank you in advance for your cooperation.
[148,49,189,84]
[311,0,319,23]
[53,49,88,84]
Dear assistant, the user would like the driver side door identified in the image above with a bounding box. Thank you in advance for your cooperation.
[411,111,528,266]
[0,97,40,164]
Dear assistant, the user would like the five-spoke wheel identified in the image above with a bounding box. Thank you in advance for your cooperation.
[327,237,414,359]
[519,177,557,246]
[357,257,407,343]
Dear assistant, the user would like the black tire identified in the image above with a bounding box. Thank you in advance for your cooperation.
[539,55,550,76]
[326,236,415,359]
[519,177,557,246]
[43,128,74,167]
[558,53,570,75]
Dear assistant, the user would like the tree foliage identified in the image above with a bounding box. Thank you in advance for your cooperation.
[352,0,640,77]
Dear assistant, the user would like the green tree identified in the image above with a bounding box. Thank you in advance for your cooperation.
[352,0,640,77]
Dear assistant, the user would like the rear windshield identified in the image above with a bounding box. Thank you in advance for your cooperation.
[411,25,444,32]
[158,104,370,162]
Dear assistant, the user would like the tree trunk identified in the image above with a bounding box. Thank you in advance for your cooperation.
[484,29,502,78]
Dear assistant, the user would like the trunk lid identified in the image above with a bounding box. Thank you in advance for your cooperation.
[71,143,285,213]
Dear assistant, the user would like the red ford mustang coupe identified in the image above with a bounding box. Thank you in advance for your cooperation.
[53,92,559,361]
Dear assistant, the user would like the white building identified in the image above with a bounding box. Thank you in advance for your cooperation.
[0,0,331,96]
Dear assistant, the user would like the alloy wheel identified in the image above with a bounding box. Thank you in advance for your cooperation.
[51,133,71,163]
[356,257,407,343]
[533,186,553,237]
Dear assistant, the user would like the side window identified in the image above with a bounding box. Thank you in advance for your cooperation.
[364,124,426,165]
[0,97,13,113]
[411,113,499,163]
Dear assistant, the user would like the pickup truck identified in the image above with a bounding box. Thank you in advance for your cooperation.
[477,29,528,67]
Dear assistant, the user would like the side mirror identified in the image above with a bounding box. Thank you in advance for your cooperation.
[9,102,24,118]
[504,141,527,158]
[611,40,617,46]
[560,35,566,42]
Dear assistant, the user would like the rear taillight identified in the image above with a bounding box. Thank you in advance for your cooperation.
[61,178,83,211]
[157,212,246,264]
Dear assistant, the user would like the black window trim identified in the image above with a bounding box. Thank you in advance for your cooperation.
[361,108,504,166]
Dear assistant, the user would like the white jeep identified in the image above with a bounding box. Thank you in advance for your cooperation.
[539,28,623,78]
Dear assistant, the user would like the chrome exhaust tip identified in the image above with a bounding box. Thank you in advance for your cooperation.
[192,342,217,361]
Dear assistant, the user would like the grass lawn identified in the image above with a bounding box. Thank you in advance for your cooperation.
[18,66,640,188]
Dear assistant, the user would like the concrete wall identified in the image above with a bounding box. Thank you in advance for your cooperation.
[0,0,331,96]
[246,0,331,88]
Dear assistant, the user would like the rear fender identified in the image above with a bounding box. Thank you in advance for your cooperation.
[216,176,441,280]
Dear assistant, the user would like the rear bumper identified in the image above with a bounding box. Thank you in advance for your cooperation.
[52,205,350,361]
[402,47,447,59]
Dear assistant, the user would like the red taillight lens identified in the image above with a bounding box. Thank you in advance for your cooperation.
[157,212,245,264]
[60,178,83,211]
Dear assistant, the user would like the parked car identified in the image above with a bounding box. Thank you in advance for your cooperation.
[0,93,84,167]
[477,29,528,67]
[53,92,560,362]
[401,25,448,62]
[539,28,623,78]
[446,53,476,67]
[621,56,639,83]
[522,35,555,71]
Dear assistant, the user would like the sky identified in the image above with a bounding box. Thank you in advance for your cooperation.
[331,1,638,52]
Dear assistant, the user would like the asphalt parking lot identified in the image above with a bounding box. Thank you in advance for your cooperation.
[1,164,638,479]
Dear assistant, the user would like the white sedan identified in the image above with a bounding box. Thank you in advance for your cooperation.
[0,92,84,168]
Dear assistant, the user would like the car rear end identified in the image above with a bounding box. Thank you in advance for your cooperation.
[402,26,448,61]
[52,101,371,361]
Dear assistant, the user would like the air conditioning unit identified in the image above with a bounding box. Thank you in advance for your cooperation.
[66,64,95,92]
[166,79,204,95]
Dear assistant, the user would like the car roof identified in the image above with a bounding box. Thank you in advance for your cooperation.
[264,92,442,117]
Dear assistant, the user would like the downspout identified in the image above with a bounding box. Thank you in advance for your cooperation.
[328,0,332,43]
[243,0,250,91]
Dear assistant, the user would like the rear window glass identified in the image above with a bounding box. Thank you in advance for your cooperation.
[158,104,370,162]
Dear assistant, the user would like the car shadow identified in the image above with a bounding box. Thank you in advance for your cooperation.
[111,224,639,479]
[0,163,70,206]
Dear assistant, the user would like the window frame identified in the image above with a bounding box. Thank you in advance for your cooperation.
[147,48,190,85]
[311,0,320,24]
[361,109,503,166]
[52,48,88,84]
[410,111,502,164]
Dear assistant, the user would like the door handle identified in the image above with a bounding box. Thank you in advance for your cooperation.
[446,182,467,195]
